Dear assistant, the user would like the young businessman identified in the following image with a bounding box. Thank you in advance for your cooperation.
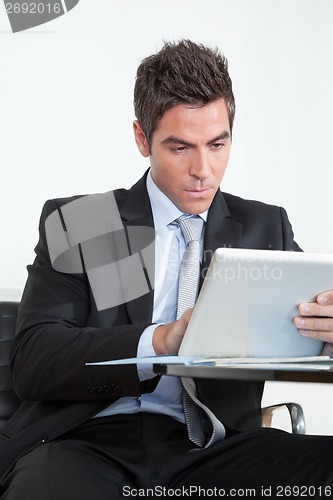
[1,40,333,499]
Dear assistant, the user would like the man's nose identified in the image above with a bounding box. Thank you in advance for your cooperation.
[189,151,211,180]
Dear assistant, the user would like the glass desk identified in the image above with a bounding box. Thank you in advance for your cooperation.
[153,361,333,384]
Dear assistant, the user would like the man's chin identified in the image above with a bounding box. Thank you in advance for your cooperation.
[176,198,214,215]
[176,188,217,214]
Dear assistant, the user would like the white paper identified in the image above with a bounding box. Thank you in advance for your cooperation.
[86,355,331,367]
[86,355,200,366]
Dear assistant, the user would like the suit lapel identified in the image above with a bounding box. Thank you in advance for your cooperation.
[202,190,243,282]
[118,172,155,325]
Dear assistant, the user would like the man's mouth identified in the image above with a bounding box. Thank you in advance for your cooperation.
[184,187,211,194]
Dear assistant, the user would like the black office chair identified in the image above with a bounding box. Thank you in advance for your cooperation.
[0,302,21,431]
[0,301,305,434]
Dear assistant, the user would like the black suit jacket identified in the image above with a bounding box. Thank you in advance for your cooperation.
[0,171,301,481]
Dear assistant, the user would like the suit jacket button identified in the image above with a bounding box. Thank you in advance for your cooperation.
[111,384,121,394]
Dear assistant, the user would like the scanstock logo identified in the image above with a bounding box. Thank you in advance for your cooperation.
[45,192,156,311]
[4,0,80,33]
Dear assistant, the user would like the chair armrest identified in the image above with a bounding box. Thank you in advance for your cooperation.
[262,402,306,434]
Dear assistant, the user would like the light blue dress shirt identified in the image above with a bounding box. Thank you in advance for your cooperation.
[94,172,207,422]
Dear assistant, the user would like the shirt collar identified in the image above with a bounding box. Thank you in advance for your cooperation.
[146,171,208,230]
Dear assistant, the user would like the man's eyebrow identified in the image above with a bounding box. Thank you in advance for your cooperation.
[161,131,231,147]
[161,136,195,147]
[207,131,231,144]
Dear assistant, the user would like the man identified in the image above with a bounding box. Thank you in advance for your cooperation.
[1,40,333,498]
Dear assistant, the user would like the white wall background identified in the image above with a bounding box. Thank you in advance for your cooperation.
[0,0,332,434]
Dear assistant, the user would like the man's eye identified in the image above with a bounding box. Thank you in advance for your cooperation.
[211,142,225,149]
[171,146,187,153]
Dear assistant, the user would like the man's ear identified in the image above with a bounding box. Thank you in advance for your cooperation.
[133,120,150,157]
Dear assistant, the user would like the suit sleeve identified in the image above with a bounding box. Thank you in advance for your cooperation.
[10,200,158,403]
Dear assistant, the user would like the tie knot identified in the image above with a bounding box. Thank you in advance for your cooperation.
[175,216,204,246]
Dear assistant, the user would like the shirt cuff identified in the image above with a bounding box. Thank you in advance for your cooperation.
[137,323,164,381]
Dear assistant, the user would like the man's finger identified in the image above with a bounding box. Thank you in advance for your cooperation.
[294,316,333,333]
[298,329,333,344]
[317,290,333,306]
[298,303,333,318]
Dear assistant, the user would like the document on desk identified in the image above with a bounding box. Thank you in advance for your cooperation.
[86,355,199,366]
[87,355,332,368]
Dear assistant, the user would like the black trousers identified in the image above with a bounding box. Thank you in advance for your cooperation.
[2,413,333,499]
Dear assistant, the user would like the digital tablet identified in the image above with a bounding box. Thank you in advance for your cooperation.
[179,248,333,358]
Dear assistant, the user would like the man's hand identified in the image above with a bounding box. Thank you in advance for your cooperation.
[152,309,193,355]
[294,290,333,346]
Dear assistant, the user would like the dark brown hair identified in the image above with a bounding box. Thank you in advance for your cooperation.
[134,39,235,148]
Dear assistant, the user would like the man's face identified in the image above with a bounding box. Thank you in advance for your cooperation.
[133,98,231,214]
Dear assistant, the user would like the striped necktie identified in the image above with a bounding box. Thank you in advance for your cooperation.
[176,216,203,318]
[175,215,226,448]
